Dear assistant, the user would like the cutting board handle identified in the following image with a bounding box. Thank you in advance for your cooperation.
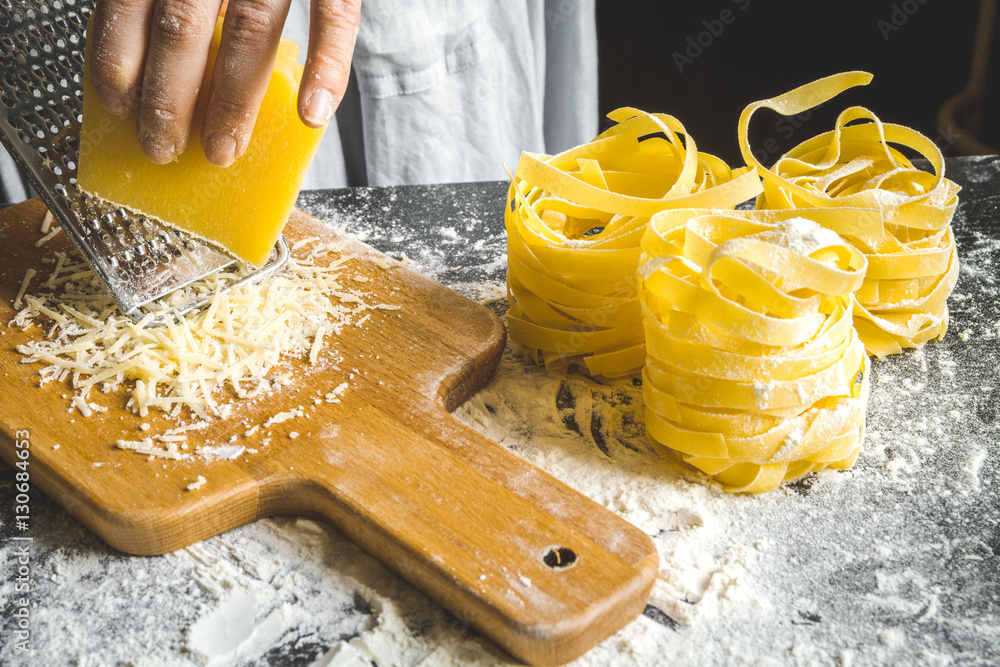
[274,411,658,666]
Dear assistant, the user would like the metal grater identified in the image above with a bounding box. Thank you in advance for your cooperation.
[0,0,288,321]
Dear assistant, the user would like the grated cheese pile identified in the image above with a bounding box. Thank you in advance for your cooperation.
[11,236,373,425]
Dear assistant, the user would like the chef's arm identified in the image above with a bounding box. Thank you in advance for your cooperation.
[87,0,362,167]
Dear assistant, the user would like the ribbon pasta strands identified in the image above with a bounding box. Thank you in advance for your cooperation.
[739,72,961,358]
[639,209,878,493]
[505,108,763,377]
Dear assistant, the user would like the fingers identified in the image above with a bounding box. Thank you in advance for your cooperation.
[89,0,156,115]
[137,0,223,163]
[200,0,292,167]
[299,0,362,128]
[93,0,329,166]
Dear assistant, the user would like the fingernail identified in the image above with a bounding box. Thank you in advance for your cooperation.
[304,89,334,126]
[94,83,127,115]
[143,137,177,164]
[204,132,237,168]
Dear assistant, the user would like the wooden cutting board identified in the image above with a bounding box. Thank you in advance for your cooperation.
[0,199,658,666]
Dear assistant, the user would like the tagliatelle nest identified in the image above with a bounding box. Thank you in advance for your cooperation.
[740,71,961,358]
[639,209,874,493]
[505,107,763,378]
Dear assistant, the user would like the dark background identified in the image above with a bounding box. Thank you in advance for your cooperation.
[596,0,998,166]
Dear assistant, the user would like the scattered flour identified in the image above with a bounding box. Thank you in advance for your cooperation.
[964,448,987,492]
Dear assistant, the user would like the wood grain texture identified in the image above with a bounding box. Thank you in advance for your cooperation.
[0,199,658,666]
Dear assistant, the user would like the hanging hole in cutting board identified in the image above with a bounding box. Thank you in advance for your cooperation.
[543,546,577,569]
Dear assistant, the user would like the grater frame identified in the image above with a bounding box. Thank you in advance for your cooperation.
[0,0,288,320]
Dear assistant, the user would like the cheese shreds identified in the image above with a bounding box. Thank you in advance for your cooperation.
[164,421,210,437]
[264,407,304,428]
[154,434,188,443]
[116,438,184,460]
[40,210,54,234]
[325,382,349,404]
[309,326,327,365]
[291,236,320,251]
[35,225,63,247]
[14,269,36,309]
[44,252,67,289]
[13,240,372,442]
[72,395,92,417]
[186,475,207,491]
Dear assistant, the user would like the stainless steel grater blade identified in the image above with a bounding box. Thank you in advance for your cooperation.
[0,0,288,321]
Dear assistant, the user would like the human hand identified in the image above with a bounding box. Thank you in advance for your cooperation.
[89,0,361,167]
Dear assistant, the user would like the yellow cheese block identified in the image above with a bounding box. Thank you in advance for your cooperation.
[78,18,325,266]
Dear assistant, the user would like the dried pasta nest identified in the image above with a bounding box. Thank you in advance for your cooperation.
[740,71,961,358]
[639,210,873,493]
[505,108,763,378]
